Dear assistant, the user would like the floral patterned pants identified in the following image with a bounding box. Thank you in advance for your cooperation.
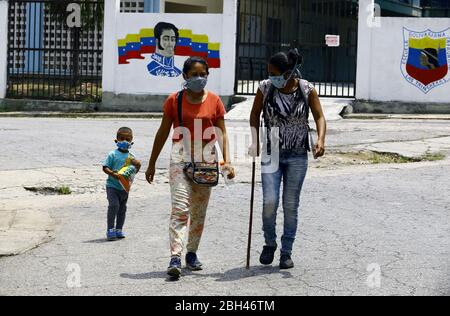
[169,142,212,257]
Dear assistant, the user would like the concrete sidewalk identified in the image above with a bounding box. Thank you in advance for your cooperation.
[343,113,450,121]
[225,96,352,122]
[354,136,450,158]
[0,169,57,256]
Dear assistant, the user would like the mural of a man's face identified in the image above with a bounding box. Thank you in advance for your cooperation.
[157,29,177,57]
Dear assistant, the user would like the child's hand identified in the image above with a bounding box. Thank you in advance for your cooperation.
[112,172,120,179]
[131,159,142,170]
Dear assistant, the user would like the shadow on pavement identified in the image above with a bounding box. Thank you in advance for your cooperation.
[83,238,112,244]
[120,265,293,282]
[120,271,182,283]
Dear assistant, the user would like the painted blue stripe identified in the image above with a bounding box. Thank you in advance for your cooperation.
[407,48,447,69]
[118,47,127,56]
[140,37,156,46]
[192,43,208,52]
[178,38,192,46]
[125,42,141,51]
[438,49,447,66]
[208,51,220,58]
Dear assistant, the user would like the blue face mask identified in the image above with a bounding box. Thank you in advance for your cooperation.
[269,75,288,89]
[269,53,302,89]
[185,76,208,93]
[117,141,133,151]
[269,68,300,89]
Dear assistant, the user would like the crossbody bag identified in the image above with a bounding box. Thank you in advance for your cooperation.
[177,90,220,187]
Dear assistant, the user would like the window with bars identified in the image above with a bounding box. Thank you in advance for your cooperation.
[120,0,145,13]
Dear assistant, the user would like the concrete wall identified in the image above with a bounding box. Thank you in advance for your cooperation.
[0,0,8,100]
[101,0,237,112]
[357,0,450,107]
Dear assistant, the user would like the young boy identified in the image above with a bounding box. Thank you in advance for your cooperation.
[103,127,141,241]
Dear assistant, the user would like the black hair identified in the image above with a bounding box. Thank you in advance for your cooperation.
[183,56,210,75]
[269,49,303,74]
[154,22,179,50]
[423,48,440,68]
[117,127,133,138]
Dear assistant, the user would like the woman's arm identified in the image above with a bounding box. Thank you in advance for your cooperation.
[249,89,264,157]
[215,118,235,179]
[309,88,327,158]
[145,114,173,183]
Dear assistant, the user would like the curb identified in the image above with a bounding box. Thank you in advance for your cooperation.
[343,113,450,120]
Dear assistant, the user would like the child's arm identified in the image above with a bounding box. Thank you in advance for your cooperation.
[103,166,119,179]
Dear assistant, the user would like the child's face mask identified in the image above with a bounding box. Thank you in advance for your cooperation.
[116,141,133,150]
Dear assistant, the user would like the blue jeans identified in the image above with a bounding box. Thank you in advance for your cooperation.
[107,187,129,230]
[261,150,308,256]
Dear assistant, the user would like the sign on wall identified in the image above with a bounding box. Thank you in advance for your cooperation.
[325,35,340,47]
[401,28,450,94]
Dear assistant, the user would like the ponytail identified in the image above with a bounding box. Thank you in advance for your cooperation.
[269,49,303,74]
[287,49,303,69]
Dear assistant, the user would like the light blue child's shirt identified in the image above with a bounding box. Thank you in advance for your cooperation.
[103,149,136,191]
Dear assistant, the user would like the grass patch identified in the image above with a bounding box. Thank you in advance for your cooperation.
[420,152,446,162]
[367,152,414,164]
[57,186,72,195]
[315,150,446,168]
[367,151,446,164]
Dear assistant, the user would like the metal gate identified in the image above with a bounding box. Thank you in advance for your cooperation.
[235,0,358,98]
[6,0,103,102]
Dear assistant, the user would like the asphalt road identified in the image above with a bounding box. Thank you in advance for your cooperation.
[0,117,449,295]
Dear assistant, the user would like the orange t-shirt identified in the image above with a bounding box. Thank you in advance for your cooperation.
[163,91,226,142]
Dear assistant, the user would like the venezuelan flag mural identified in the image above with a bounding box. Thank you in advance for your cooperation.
[118,22,221,78]
[401,28,450,93]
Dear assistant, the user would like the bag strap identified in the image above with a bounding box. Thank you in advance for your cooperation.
[298,79,310,126]
[262,83,275,128]
[298,79,313,151]
[177,90,192,162]
[177,90,184,127]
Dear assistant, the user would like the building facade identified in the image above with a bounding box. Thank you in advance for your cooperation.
[1,0,450,111]
[376,0,450,17]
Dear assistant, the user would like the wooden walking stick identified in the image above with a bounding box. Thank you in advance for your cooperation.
[246,156,256,270]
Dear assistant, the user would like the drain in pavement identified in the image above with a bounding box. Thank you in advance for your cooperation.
[24,186,72,195]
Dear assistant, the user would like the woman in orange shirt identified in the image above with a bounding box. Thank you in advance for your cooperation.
[145,56,235,279]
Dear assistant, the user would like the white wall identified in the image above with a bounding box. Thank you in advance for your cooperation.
[103,0,237,100]
[357,0,450,103]
[102,0,121,97]
[0,0,9,99]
